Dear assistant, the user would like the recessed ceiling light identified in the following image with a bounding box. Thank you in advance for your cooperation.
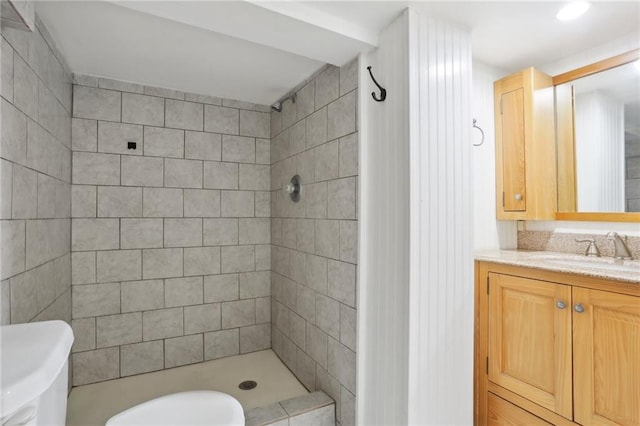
[556,2,590,21]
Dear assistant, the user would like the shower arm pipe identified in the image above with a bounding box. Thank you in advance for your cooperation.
[271,92,297,112]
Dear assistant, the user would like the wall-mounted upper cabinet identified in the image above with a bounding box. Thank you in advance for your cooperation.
[494,67,556,220]
[1,0,35,32]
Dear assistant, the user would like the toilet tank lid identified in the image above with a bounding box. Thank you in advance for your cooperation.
[1,320,74,418]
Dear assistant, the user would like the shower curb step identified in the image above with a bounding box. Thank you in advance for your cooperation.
[245,391,334,426]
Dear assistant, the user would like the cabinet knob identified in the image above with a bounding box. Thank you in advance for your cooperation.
[574,304,585,313]
[514,193,523,201]
[556,301,566,309]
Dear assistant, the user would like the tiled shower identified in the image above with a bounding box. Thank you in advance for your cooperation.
[69,76,273,385]
[1,16,358,426]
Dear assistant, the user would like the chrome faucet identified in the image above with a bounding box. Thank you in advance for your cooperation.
[575,238,600,257]
[606,232,633,259]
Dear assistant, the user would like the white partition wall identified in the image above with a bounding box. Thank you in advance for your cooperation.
[407,9,473,424]
[358,7,473,425]
[358,9,412,426]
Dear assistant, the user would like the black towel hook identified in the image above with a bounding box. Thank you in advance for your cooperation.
[367,66,387,102]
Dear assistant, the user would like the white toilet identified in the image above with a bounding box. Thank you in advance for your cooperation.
[1,320,74,426]
[105,391,245,426]
[1,320,244,426]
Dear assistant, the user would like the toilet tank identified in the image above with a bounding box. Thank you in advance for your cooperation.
[1,320,74,426]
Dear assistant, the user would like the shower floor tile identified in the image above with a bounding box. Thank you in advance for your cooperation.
[66,350,308,426]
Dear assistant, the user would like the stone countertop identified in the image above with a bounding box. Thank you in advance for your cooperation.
[475,250,640,284]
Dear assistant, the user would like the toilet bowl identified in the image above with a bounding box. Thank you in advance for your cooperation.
[105,391,245,426]
[1,321,243,426]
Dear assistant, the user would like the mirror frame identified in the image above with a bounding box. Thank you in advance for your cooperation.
[554,49,640,223]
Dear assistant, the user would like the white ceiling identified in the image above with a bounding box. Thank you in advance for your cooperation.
[35,1,640,105]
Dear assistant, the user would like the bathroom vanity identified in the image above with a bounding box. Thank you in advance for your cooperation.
[474,252,639,426]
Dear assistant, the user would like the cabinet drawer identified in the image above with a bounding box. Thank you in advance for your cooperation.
[488,393,552,426]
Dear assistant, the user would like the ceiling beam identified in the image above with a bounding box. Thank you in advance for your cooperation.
[108,1,378,66]
[246,1,379,47]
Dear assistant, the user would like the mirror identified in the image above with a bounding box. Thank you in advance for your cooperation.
[555,49,640,222]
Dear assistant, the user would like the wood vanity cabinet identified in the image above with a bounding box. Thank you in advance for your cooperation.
[494,68,557,220]
[475,261,640,425]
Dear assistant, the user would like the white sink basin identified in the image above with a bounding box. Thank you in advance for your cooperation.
[533,254,640,274]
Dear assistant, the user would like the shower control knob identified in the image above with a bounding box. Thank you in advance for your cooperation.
[284,183,295,194]
[285,175,302,203]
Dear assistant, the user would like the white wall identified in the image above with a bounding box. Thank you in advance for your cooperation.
[358,6,474,424]
[539,32,639,76]
[472,62,517,250]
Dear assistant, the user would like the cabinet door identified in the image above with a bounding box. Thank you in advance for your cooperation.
[500,88,526,212]
[488,273,572,419]
[488,393,552,425]
[573,288,640,426]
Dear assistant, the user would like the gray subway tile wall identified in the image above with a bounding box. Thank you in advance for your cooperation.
[1,18,73,326]
[120,340,164,377]
[70,75,273,386]
[270,61,358,426]
[204,328,239,360]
